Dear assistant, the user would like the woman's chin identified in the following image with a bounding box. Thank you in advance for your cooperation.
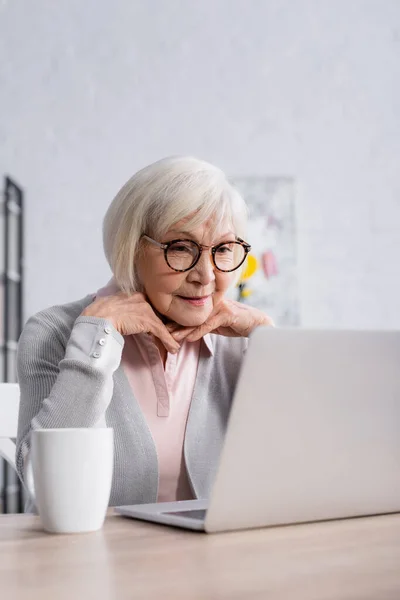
[168,307,212,327]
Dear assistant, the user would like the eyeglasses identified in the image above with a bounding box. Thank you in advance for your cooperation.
[142,234,251,273]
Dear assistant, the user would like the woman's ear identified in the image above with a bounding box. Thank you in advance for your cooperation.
[132,268,145,294]
[133,242,146,294]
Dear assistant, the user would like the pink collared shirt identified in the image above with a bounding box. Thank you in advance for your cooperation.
[121,332,214,502]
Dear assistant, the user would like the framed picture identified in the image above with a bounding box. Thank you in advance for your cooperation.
[231,177,299,326]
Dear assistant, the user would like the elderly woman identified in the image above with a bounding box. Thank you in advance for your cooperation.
[16,156,272,507]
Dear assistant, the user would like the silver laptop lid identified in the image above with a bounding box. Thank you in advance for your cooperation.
[205,328,400,533]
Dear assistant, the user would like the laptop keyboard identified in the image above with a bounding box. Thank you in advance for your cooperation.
[161,509,207,520]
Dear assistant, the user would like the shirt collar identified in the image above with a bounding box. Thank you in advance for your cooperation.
[202,333,214,356]
[131,331,214,356]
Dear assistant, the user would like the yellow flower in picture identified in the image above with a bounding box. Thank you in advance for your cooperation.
[240,254,258,282]
[237,254,258,301]
[240,288,253,298]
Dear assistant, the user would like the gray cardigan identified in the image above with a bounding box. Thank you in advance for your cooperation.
[16,294,247,506]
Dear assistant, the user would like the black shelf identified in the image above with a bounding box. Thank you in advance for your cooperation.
[1,176,24,513]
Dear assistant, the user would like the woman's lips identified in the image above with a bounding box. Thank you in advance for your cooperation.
[177,295,211,307]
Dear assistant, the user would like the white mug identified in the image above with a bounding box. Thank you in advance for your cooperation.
[28,428,114,534]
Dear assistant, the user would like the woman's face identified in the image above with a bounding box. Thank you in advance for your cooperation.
[137,217,237,326]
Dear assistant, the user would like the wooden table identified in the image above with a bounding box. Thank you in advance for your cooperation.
[1,512,400,599]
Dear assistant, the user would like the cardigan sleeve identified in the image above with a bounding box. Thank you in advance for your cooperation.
[15,312,124,484]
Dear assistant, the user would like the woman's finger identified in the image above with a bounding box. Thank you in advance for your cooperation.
[171,327,196,342]
[150,322,181,354]
[186,314,228,342]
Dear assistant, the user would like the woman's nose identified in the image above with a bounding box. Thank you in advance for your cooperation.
[188,250,215,284]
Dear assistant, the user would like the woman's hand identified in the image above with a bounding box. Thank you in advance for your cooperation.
[168,300,274,343]
[81,293,181,354]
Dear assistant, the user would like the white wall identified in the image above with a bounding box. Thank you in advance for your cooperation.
[1,0,399,328]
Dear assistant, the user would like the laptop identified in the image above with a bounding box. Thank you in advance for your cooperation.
[115,327,400,533]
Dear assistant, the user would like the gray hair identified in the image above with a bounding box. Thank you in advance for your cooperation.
[103,156,248,293]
